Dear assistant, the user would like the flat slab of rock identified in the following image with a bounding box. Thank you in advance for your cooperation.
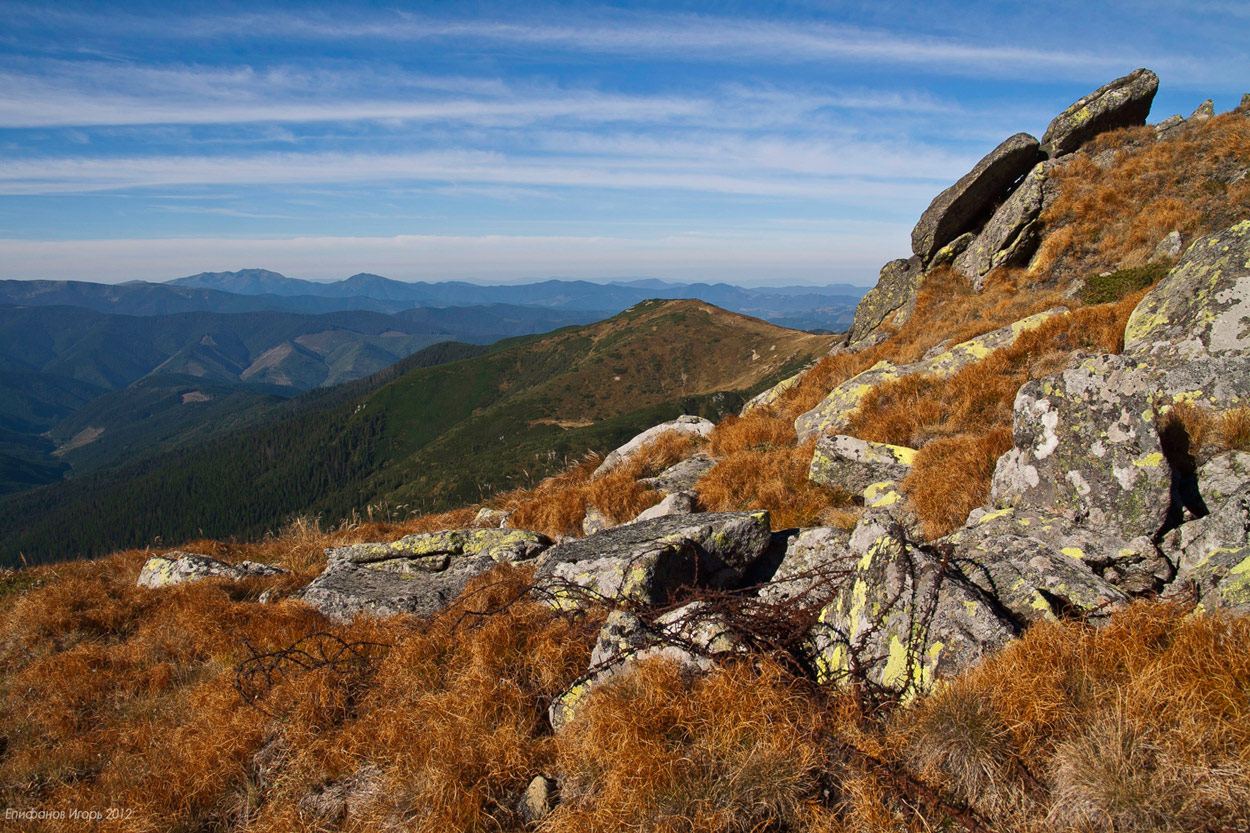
[1041,68,1159,157]
[847,256,923,344]
[534,510,772,607]
[991,354,1171,541]
[137,552,284,588]
[953,161,1047,287]
[911,133,1042,262]
[808,434,915,494]
[302,529,551,622]
[591,415,714,479]
[741,371,805,416]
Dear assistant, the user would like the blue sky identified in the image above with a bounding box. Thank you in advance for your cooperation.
[0,1,1245,286]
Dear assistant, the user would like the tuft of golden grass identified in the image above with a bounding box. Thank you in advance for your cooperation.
[903,428,1014,539]
[899,601,1250,832]
[1217,406,1250,453]
[697,439,853,530]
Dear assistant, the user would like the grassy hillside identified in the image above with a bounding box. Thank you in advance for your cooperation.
[0,302,832,566]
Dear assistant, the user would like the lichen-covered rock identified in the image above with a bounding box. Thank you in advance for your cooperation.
[582,505,615,536]
[953,162,1047,287]
[911,133,1042,262]
[592,415,714,478]
[808,434,915,494]
[301,529,551,621]
[137,552,285,588]
[629,491,696,523]
[535,510,772,608]
[756,526,855,605]
[639,453,716,494]
[991,354,1171,541]
[810,533,1016,694]
[927,232,976,269]
[795,307,1067,442]
[1163,486,1250,612]
[472,507,511,528]
[1154,113,1186,140]
[549,606,723,731]
[1190,99,1216,122]
[1041,68,1159,157]
[1153,230,1183,260]
[795,360,899,441]
[944,515,1130,624]
[1198,452,1250,510]
[1123,221,1250,412]
[847,256,923,344]
[740,371,805,416]
[963,507,1170,595]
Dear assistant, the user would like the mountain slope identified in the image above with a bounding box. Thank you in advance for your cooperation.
[0,301,834,565]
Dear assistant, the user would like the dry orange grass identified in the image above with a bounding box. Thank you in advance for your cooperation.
[904,429,1015,539]
[500,431,702,536]
[547,657,828,833]
[1034,114,1250,283]
[697,439,853,530]
[901,601,1250,831]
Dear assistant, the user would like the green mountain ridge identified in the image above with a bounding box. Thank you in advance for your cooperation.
[0,300,835,566]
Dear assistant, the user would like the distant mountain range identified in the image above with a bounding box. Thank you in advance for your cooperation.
[161,268,865,327]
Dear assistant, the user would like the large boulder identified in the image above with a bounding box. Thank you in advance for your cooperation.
[991,354,1171,541]
[795,307,1067,441]
[952,162,1048,288]
[1123,220,1250,410]
[137,552,284,588]
[534,511,771,608]
[846,256,924,344]
[944,512,1131,624]
[911,133,1042,262]
[808,434,915,494]
[1041,68,1159,158]
[591,415,714,479]
[810,532,1016,694]
[301,529,551,622]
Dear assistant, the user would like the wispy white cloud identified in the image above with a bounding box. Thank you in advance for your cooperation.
[0,142,966,202]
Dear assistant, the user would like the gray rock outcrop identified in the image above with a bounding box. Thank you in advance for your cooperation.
[846,256,924,344]
[1041,68,1159,158]
[952,162,1048,287]
[1163,485,1250,612]
[301,529,551,622]
[137,552,285,588]
[534,511,771,608]
[910,133,1042,263]
[591,415,714,479]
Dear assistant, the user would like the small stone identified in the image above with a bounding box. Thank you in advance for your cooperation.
[517,775,557,823]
